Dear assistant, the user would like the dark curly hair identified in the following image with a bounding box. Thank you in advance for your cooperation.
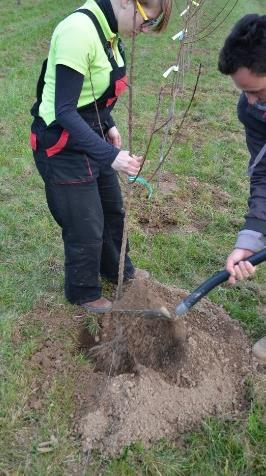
[218,14,266,75]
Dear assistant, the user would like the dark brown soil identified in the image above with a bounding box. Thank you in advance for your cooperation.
[83,283,187,382]
[77,279,255,455]
[15,279,256,457]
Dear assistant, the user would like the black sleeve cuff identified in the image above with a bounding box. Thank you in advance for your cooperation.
[243,217,266,235]
[104,115,116,130]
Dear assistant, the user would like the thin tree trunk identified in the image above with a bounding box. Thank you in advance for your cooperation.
[116,11,137,300]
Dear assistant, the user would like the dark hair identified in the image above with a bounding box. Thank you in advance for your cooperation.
[218,14,266,75]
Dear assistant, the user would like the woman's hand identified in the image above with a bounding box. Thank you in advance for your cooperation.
[111,151,143,175]
[107,126,122,148]
[226,248,256,285]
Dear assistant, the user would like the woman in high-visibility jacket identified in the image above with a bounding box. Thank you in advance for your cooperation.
[30,0,172,312]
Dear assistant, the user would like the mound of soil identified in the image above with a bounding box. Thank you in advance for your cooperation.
[79,279,254,455]
[14,279,256,457]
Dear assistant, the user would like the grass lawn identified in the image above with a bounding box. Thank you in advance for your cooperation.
[1,0,266,474]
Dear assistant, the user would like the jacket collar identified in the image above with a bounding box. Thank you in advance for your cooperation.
[95,0,118,33]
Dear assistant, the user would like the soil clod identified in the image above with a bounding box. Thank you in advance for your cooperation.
[17,280,255,457]
[78,279,255,455]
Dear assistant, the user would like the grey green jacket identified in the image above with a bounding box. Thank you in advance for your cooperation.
[235,93,266,252]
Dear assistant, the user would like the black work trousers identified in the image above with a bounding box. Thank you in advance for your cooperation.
[31,119,134,304]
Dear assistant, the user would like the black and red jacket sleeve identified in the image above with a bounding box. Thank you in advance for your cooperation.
[55,64,119,165]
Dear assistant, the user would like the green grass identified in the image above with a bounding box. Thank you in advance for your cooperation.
[1,0,266,474]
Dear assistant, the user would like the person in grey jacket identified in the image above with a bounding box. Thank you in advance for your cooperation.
[218,14,266,361]
[218,14,266,284]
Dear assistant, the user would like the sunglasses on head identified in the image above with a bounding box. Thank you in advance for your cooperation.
[135,0,163,29]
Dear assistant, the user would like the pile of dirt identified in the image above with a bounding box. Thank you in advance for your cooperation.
[14,279,256,457]
[78,279,255,455]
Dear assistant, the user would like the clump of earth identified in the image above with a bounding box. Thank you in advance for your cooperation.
[77,279,254,456]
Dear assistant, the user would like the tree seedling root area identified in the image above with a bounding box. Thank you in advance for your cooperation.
[77,279,254,455]
[15,279,255,456]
